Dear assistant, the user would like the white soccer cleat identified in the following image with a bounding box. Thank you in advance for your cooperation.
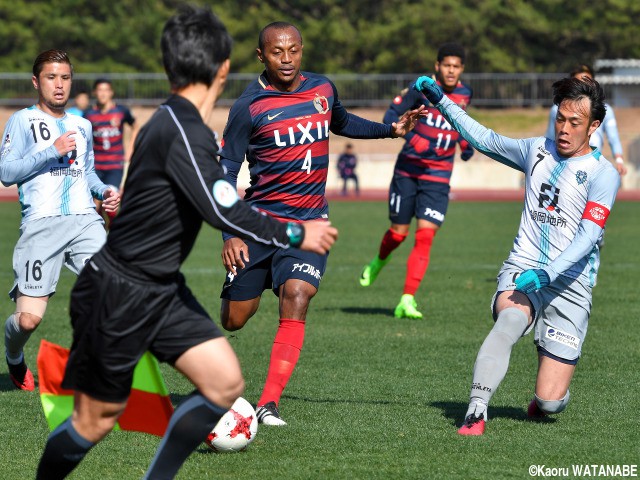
[256,401,287,426]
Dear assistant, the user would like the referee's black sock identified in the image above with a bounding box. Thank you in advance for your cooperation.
[36,418,95,480]
[144,391,227,480]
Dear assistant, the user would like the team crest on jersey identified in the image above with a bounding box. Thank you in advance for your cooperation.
[576,170,587,185]
[110,117,121,127]
[313,94,329,114]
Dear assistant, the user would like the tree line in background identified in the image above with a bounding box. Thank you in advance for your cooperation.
[1,0,638,75]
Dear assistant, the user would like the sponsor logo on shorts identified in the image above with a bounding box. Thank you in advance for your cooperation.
[423,207,444,222]
[24,283,43,291]
[545,326,580,351]
[292,263,322,280]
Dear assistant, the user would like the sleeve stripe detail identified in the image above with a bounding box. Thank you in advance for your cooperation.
[581,201,610,228]
[161,105,287,248]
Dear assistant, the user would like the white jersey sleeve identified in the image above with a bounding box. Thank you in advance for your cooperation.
[435,96,621,287]
[0,106,108,223]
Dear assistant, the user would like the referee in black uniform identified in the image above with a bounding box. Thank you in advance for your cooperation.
[36,6,337,480]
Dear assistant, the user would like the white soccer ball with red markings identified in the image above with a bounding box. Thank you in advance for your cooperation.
[205,397,258,452]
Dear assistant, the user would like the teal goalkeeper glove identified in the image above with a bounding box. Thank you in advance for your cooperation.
[414,76,444,104]
[515,269,550,294]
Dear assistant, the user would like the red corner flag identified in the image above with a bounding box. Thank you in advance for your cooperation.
[37,339,174,437]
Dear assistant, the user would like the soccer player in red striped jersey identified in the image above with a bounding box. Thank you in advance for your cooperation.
[218,21,424,426]
[360,43,473,320]
[85,79,138,225]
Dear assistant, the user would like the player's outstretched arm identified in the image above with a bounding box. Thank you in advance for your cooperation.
[298,220,338,255]
[390,105,426,137]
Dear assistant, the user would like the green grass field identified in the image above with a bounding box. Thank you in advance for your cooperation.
[0,199,638,480]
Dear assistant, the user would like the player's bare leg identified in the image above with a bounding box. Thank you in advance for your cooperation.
[5,293,48,391]
[220,297,261,331]
[458,291,532,435]
[256,279,317,426]
[528,354,575,418]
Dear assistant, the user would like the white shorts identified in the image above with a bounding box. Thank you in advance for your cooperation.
[492,259,592,362]
[10,214,106,300]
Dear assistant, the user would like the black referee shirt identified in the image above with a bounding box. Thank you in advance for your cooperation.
[106,95,290,279]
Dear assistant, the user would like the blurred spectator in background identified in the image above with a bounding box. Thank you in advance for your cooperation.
[66,89,90,117]
[337,143,359,196]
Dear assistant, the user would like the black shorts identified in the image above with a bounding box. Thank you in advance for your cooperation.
[62,248,223,403]
[220,239,327,301]
[388,174,450,226]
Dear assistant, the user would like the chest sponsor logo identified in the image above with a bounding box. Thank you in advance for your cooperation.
[545,326,580,351]
[538,182,561,213]
[423,112,453,131]
[274,120,330,147]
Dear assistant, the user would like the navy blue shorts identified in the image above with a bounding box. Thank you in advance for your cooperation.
[388,174,450,226]
[96,168,124,190]
[220,239,327,301]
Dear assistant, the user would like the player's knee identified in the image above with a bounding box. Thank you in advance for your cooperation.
[535,390,570,414]
[220,300,258,331]
[16,312,42,332]
[493,307,529,343]
[202,375,245,408]
[281,282,316,308]
[74,406,125,442]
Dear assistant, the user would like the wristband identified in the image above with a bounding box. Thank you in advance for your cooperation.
[286,222,305,248]
[615,157,625,165]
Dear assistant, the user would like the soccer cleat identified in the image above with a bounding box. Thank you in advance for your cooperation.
[359,255,391,287]
[527,398,547,419]
[7,356,35,391]
[256,401,287,426]
[394,294,423,319]
[457,413,486,436]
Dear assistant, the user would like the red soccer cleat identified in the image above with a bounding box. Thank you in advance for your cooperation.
[527,398,547,419]
[7,358,35,391]
[457,414,486,436]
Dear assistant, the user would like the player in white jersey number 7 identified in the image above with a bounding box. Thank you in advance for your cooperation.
[415,74,620,435]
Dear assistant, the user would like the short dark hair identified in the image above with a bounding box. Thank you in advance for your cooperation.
[258,22,302,51]
[569,64,594,78]
[161,5,232,89]
[552,76,606,124]
[93,78,112,89]
[437,43,465,63]
[33,50,72,78]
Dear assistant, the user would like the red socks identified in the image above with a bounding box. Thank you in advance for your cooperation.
[258,318,305,407]
[403,228,436,295]
[378,228,408,260]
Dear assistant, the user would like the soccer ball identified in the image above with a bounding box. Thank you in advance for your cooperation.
[205,397,258,452]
